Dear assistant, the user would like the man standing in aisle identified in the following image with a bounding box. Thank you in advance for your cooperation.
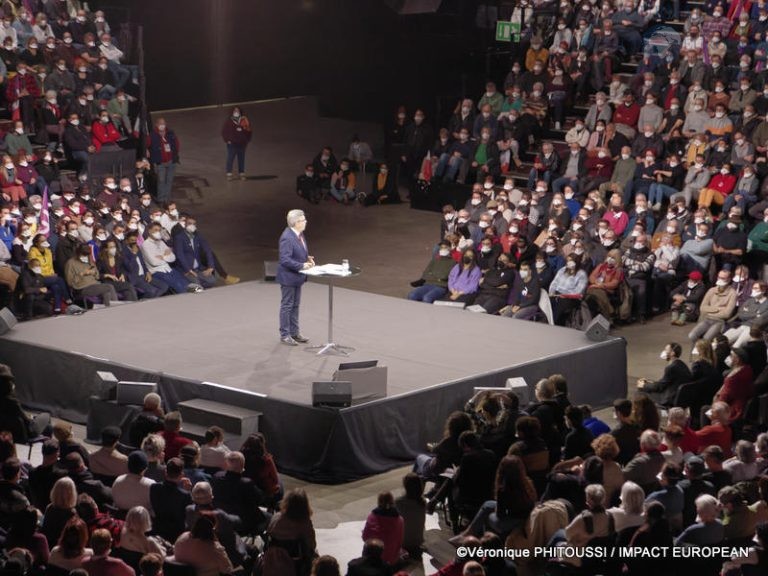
[277,209,314,345]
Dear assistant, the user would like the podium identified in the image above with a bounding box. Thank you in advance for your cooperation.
[300,264,361,356]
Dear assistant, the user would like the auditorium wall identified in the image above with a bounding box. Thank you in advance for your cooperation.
[98,0,464,122]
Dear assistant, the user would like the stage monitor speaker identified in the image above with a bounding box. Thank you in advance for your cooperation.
[94,371,118,400]
[0,307,17,335]
[263,261,277,282]
[312,381,352,408]
[333,365,387,403]
[505,377,530,405]
[116,381,157,406]
[585,315,610,342]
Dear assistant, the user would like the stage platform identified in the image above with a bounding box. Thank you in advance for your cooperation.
[1,281,627,482]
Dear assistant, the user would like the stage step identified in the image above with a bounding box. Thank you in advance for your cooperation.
[177,398,262,438]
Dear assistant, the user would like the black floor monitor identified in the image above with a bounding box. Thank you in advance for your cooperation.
[338,360,378,371]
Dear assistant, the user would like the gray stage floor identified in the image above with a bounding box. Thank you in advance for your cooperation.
[3,281,609,405]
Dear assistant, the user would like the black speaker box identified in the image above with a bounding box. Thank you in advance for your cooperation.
[585,314,610,342]
[0,307,17,336]
[312,381,352,408]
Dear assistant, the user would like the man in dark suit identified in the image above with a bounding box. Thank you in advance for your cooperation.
[149,457,192,542]
[277,209,314,346]
[172,216,217,288]
[122,231,169,299]
[610,399,640,466]
[638,342,692,407]
[211,451,266,534]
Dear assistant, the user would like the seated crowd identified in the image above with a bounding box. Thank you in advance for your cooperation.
[396,0,768,334]
[412,373,768,575]
[0,174,240,318]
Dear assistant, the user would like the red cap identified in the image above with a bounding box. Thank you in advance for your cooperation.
[689,271,703,281]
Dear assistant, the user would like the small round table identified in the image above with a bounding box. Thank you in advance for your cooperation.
[304,265,361,356]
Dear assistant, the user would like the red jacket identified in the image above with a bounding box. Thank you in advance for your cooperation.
[613,102,640,128]
[91,121,121,151]
[5,72,40,102]
[361,508,404,565]
[160,430,193,461]
[705,173,737,196]
[695,423,733,458]
[719,365,754,422]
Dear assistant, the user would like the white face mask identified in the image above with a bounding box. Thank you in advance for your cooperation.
[150,231,162,240]
[79,256,89,263]
[471,198,481,206]
[660,350,669,361]
[519,270,529,279]
[725,356,733,368]
[438,248,450,257]
[716,279,729,287]
[479,221,489,229]
[752,290,763,299]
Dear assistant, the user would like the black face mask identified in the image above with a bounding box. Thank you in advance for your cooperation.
[463,256,473,265]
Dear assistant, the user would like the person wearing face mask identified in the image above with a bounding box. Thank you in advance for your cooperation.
[121,230,169,299]
[220,106,252,181]
[669,271,707,326]
[0,154,27,204]
[472,103,498,141]
[612,90,642,140]
[729,79,757,118]
[63,113,96,176]
[527,142,561,192]
[549,256,588,326]
[646,154,686,211]
[697,163,737,210]
[13,151,47,198]
[469,252,514,315]
[552,144,586,196]
[437,249,481,307]
[311,146,338,194]
[448,98,476,141]
[671,152,710,207]
[171,216,218,289]
[621,233,655,323]
[64,244,118,306]
[97,33,139,89]
[469,128,500,183]
[500,261,541,321]
[477,81,504,116]
[637,343,692,407]
[407,240,457,304]
[585,249,624,321]
[713,348,754,424]
[5,63,40,134]
[401,109,433,183]
[584,93,613,133]
[721,164,758,217]
[17,258,54,319]
[28,234,69,313]
[703,104,733,140]
[148,117,180,203]
[682,99,710,139]
[723,281,768,349]
[5,121,33,157]
[688,270,737,343]
[595,146,634,205]
[476,237,501,274]
[434,128,473,183]
[90,110,121,152]
[650,232,680,311]
[329,158,356,204]
[54,222,82,276]
[712,211,747,270]
[141,222,202,296]
[363,162,399,206]
[96,239,138,302]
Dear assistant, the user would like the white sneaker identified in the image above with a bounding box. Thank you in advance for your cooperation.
[554,121,562,131]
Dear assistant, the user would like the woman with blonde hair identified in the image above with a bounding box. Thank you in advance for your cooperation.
[116,506,166,558]
[41,476,77,547]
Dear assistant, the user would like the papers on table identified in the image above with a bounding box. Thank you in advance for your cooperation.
[300,263,352,277]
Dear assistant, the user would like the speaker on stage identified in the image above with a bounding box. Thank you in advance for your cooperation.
[333,362,387,403]
[116,381,158,406]
[94,371,118,400]
[585,315,610,342]
[0,307,17,335]
[312,381,352,408]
